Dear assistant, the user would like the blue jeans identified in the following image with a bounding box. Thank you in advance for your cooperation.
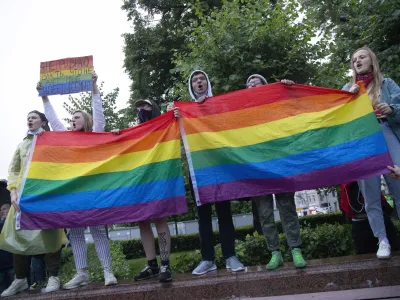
[358,122,400,240]
[0,269,14,293]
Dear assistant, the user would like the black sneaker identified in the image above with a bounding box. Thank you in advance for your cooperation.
[158,265,172,283]
[134,264,160,281]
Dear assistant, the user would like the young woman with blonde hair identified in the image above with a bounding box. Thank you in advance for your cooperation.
[37,72,117,289]
[343,46,400,259]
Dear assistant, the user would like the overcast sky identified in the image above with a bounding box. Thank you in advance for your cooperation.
[0,0,133,179]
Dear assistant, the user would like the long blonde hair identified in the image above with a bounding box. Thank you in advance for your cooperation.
[73,110,93,132]
[350,46,383,106]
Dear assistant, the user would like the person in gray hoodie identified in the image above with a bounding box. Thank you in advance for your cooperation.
[186,70,245,275]
[246,74,307,271]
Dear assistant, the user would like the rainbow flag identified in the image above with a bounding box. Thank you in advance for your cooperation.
[17,113,187,230]
[39,56,93,96]
[176,83,392,205]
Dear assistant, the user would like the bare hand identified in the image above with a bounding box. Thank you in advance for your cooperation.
[166,103,175,112]
[10,189,20,212]
[197,96,208,104]
[92,71,98,84]
[388,165,400,179]
[111,129,120,135]
[281,79,294,86]
[375,103,393,116]
[349,84,360,94]
[36,82,42,91]
[173,107,180,118]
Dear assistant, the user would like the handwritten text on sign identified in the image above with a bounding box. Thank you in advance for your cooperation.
[39,56,93,96]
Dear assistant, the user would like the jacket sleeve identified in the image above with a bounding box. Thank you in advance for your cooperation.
[92,93,106,132]
[385,78,400,123]
[342,83,351,91]
[7,146,21,191]
[43,101,67,131]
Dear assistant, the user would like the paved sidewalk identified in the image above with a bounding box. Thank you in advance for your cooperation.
[239,285,400,300]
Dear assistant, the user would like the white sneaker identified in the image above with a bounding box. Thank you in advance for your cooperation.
[104,268,117,286]
[63,271,89,290]
[1,278,29,297]
[45,276,60,293]
[377,240,391,259]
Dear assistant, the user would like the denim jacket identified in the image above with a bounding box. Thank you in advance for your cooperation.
[343,78,400,139]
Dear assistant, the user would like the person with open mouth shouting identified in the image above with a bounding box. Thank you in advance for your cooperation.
[343,46,400,260]
[1,110,66,297]
[37,71,118,289]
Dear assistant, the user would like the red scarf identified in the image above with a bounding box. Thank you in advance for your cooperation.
[356,72,374,87]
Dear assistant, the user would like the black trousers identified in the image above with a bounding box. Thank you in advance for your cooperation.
[190,179,236,260]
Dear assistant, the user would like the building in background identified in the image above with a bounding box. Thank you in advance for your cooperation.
[295,189,339,216]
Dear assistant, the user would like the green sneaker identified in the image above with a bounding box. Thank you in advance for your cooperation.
[266,251,283,270]
[291,248,307,268]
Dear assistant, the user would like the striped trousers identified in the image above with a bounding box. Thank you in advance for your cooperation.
[69,226,112,270]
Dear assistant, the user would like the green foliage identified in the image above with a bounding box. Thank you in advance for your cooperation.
[172,223,354,272]
[62,82,135,132]
[122,0,224,109]
[302,0,400,87]
[60,241,131,283]
[172,0,326,99]
[119,213,346,259]
[120,225,255,259]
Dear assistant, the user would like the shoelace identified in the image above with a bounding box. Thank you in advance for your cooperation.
[292,250,303,261]
[228,256,240,265]
[200,260,210,267]
[141,266,150,273]
[270,254,279,263]
[160,265,169,273]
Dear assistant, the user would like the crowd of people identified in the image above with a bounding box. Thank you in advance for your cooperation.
[0,46,399,297]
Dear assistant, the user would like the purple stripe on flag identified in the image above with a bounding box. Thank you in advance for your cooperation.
[19,196,188,230]
[197,152,392,205]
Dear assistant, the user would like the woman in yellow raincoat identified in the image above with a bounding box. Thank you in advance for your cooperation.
[0,110,67,297]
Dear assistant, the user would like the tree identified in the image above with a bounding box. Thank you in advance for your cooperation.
[122,0,225,110]
[62,82,135,132]
[301,0,400,88]
[171,0,327,100]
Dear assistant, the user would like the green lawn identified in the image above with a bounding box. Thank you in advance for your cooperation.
[127,251,195,277]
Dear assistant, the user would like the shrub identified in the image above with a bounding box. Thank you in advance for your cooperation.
[172,223,354,273]
[60,241,131,283]
[120,213,346,259]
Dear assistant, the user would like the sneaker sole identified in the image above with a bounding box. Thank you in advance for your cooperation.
[226,266,246,272]
[1,286,29,297]
[192,266,217,275]
[134,274,159,281]
[159,277,173,283]
[45,287,60,293]
[377,255,391,259]
[105,281,118,286]
[63,282,89,290]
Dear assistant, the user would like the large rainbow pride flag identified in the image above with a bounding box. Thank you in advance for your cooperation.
[17,112,187,230]
[176,83,392,205]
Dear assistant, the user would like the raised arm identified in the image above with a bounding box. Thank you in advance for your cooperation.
[37,82,67,131]
[91,71,106,132]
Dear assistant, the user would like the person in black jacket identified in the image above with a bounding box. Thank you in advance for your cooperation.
[0,179,14,294]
